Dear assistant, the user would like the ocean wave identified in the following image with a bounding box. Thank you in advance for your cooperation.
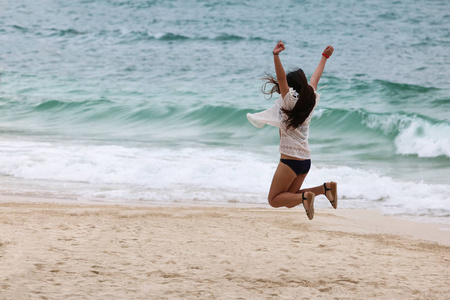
[112,30,190,41]
[214,33,245,41]
[88,29,266,42]
[10,25,87,37]
[431,97,450,106]
[49,28,86,37]
[360,111,450,158]
[109,0,160,9]
[372,79,439,95]
[313,107,450,159]
[34,99,88,111]
[157,33,190,41]
[11,25,28,33]
[330,77,441,96]
[7,24,267,42]
[25,99,253,128]
[3,93,450,158]
[145,31,266,42]
[31,98,115,115]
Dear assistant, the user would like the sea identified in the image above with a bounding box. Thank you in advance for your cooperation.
[0,0,449,224]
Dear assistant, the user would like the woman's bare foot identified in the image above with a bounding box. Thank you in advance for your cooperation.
[302,192,315,220]
[324,182,338,209]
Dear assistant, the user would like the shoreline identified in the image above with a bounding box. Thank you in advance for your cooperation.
[0,193,449,244]
[1,193,449,246]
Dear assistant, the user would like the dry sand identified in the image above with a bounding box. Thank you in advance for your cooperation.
[0,198,449,299]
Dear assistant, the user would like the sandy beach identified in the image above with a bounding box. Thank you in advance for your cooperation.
[0,196,449,299]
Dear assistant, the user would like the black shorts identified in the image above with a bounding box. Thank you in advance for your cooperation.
[280,159,311,176]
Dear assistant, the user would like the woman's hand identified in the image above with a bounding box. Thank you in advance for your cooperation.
[322,45,334,58]
[273,41,285,55]
[310,45,334,90]
[272,41,288,98]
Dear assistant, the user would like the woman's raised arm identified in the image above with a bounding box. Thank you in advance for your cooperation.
[273,41,289,99]
[310,45,334,91]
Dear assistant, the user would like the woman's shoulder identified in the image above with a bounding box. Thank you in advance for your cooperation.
[308,84,319,93]
[283,87,298,102]
[283,86,319,102]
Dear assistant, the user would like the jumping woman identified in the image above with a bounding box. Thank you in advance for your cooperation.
[247,41,337,220]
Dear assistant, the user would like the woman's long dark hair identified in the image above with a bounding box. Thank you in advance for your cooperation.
[261,68,316,130]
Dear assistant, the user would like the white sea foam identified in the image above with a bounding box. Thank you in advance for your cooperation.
[0,140,274,200]
[303,166,450,221]
[0,139,449,222]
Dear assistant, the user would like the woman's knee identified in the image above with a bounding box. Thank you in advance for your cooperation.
[268,195,280,208]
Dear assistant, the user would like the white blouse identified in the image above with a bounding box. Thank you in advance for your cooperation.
[247,87,320,159]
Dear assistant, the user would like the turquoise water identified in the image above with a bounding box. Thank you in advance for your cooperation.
[0,0,449,222]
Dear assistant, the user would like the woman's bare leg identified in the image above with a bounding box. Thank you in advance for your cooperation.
[298,185,325,196]
[299,182,336,200]
[288,176,337,208]
[298,182,338,208]
[268,162,314,209]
